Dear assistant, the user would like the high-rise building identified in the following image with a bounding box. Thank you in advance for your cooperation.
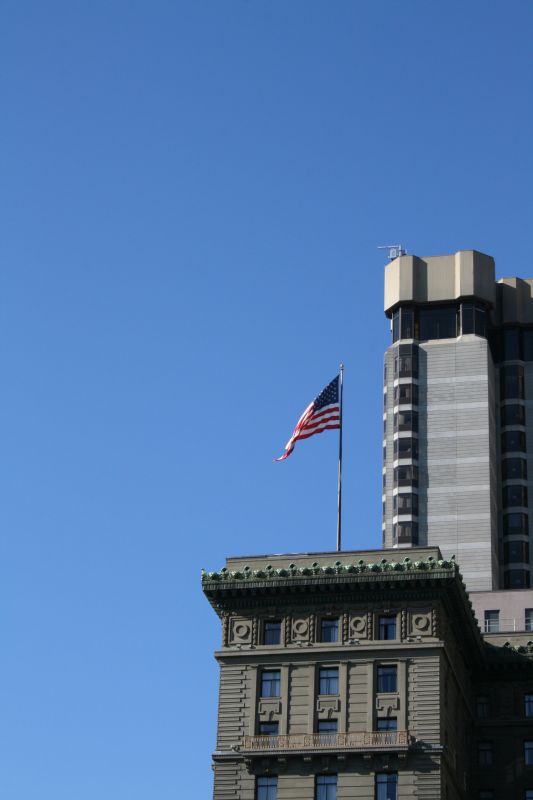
[382,250,533,595]
[203,249,533,799]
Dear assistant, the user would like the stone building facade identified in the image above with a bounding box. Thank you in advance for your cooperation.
[202,547,533,799]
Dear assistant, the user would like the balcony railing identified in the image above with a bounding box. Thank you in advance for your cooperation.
[484,618,533,633]
[242,730,409,753]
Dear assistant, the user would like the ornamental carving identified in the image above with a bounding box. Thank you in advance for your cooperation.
[228,617,253,644]
[291,617,310,641]
[349,614,367,639]
[408,609,432,637]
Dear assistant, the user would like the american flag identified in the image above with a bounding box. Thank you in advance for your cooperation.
[274,375,341,461]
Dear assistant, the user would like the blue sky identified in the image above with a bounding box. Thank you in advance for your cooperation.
[1,1,532,797]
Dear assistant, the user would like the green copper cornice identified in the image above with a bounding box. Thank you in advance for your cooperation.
[201,555,458,585]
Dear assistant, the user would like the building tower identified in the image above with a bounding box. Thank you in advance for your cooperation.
[382,250,533,593]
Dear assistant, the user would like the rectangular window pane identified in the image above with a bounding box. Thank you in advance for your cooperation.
[503,513,529,536]
[501,404,526,426]
[321,619,339,642]
[317,719,338,733]
[526,609,533,632]
[478,742,493,766]
[256,776,278,800]
[525,741,533,765]
[503,458,528,480]
[375,773,398,800]
[524,331,533,360]
[259,721,279,736]
[378,616,397,640]
[315,774,337,800]
[501,365,525,399]
[263,621,281,645]
[484,611,500,633]
[503,328,521,360]
[261,670,281,697]
[377,718,397,731]
[476,696,489,719]
[525,695,533,718]
[377,665,397,693]
[319,668,339,695]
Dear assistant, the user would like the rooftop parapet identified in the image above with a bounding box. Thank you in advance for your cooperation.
[384,249,495,315]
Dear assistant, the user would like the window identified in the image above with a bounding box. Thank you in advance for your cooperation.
[504,540,530,563]
[419,305,457,340]
[478,741,493,766]
[503,485,528,508]
[503,458,528,480]
[396,344,418,377]
[321,618,339,642]
[377,665,397,693]
[394,437,418,459]
[503,512,529,536]
[461,302,486,336]
[256,776,277,800]
[315,774,337,800]
[393,522,419,545]
[526,791,533,800]
[394,464,419,486]
[261,670,280,697]
[395,410,418,431]
[476,695,490,719]
[502,430,527,452]
[524,331,533,360]
[263,621,281,645]
[503,328,521,360]
[525,695,533,718]
[484,611,500,633]
[396,493,418,514]
[525,741,533,766]
[259,721,279,736]
[377,718,397,731]
[501,404,526,426]
[479,792,494,800]
[317,719,338,734]
[505,569,531,589]
[526,609,533,632]
[501,365,525,399]
[375,773,398,800]
[319,667,339,695]
[378,616,397,640]
[394,382,418,405]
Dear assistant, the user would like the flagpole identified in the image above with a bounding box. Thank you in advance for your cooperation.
[336,363,344,552]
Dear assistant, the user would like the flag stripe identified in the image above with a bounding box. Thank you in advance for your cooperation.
[275,374,341,461]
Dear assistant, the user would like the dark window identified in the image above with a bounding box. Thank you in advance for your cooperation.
[524,331,533,360]
[315,774,337,800]
[503,328,521,360]
[504,569,531,589]
[503,458,528,480]
[397,344,418,378]
[319,668,339,695]
[378,616,397,640]
[479,793,494,800]
[504,540,530,563]
[501,404,526,426]
[419,305,457,340]
[321,618,339,643]
[503,485,528,508]
[394,382,418,405]
[393,522,418,545]
[401,308,415,339]
[501,365,525,399]
[261,670,281,697]
[395,410,418,431]
[476,696,490,719]
[502,430,526,452]
[382,472,387,490]
[504,512,529,536]
[525,741,533,766]
[525,791,533,800]
[263,621,281,645]
[394,437,418,459]
[259,721,279,736]
[396,493,418,514]
[394,465,418,486]
[484,611,499,633]
[317,719,338,734]
[375,773,398,800]
[526,609,533,632]
[478,741,493,766]
[525,695,533,718]
[377,665,397,693]
[377,718,397,731]
[392,310,399,343]
[461,302,486,336]
[256,776,277,800]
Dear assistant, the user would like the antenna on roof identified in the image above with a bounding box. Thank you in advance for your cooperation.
[378,245,406,261]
